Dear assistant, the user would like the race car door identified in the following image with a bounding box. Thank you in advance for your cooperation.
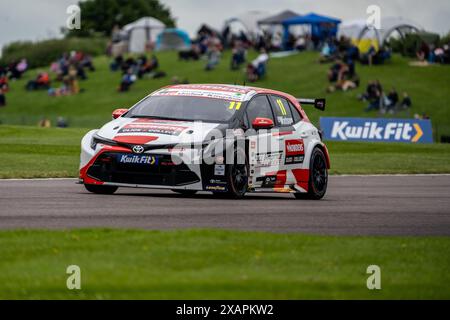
[243,95,284,189]
[271,96,310,188]
[267,95,304,188]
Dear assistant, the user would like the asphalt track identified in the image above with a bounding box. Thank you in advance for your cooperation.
[0,175,449,235]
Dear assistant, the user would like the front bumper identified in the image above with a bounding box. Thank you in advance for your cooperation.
[85,152,200,187]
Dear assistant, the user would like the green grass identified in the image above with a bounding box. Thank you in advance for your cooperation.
[0,229,448,299]
[1,125,450,178]
[1,51,449,136]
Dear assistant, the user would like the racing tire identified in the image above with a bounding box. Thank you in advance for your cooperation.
[84,184,118,195]
[217,147,249,199]
[294,147,328,200]
[171,189,198,196]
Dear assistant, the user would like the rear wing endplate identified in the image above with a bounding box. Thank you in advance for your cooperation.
[297,98,326,111]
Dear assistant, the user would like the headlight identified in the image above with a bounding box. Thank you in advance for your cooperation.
[90,134,118,150]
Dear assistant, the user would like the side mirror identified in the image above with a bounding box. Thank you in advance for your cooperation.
[252,117,274,130]
[112,108,128,119]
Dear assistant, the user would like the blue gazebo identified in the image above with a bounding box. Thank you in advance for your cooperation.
[282,13,341,48]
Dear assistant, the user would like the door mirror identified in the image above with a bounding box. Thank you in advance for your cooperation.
[112,108,128,119]
[252,117,274,130]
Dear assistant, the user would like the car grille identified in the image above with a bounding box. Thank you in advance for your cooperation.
[86,152,200,186]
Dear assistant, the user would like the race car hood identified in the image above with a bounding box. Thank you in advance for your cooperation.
[96,117,226,146]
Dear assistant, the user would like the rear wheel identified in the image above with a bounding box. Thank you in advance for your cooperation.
[84,184,118,195]
[294,147,328,200]
[171,189,198,196]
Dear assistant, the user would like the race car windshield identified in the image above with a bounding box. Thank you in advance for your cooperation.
[126,95,243,123]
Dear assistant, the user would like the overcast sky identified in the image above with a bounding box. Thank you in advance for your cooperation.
[1,0,449,52]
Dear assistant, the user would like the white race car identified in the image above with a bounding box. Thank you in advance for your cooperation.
[79,84,330,199]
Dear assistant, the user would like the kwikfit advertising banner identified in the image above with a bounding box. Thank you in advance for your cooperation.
[319,117,433,144]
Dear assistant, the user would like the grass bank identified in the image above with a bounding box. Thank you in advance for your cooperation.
[0,229,449,299]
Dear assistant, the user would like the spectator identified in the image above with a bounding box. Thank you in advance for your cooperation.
[327,60,347,83]
[138,55,159,78]
[319,41,338,63]
[0,71,9,92]
[16,58,28,76]
[246,48,269,82]
[271,32,283,51]
[230,41,246,70]
[400,92,412,109]
[205,45,221,71]
[57,117,68,128]
[118,68,136,92]
[68,66,80,94]
[179,44,200,61]
[110,55,124,71]
[0,87,6,107]
[38,118,51,128]
[26,72,50,91]
[359,80,382,111]
[294,36,307,51]
[326,60,359,93]
[385,87,399,113]
[416,42,430,62]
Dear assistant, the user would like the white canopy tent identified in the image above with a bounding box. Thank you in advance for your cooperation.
[339,17,423,52]
[223,11,271,41]
[122,17,166,53]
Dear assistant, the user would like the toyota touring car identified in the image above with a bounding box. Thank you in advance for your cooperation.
[79,84,330,199]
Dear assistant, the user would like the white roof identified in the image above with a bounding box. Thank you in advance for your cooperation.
[123,17,166,32]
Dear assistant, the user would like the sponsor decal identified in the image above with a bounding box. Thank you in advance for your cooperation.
[214,164,225,176]
[285,139,304,164]
[320,117,433,143]
[277,116,293,126]
[209,179,227,185]
[119,120,187,136]
[205,184,227,192]
[255,151,282,168]
[117,154,158,165]
[153,88,248,101]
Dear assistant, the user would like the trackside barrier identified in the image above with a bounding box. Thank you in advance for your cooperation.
[319,117,433,144]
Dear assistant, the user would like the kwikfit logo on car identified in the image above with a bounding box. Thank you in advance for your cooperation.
[320,117,433,143]
[118,154,158,165]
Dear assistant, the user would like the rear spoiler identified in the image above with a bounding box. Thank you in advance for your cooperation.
[297,98,326,111]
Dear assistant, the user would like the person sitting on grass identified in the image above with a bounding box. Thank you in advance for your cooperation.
[110,55,124,72]
[326,60,359,93]
[205,44,221,71]
[138,55,159,78]
[0,71,9,93]
[48,78,71,97]
[246,48,269,82]
[359,80,383,111]
[38,117,51,128]
[400,92,412,109]
[230,40,246,70]
[384,87,399,113]
[26,72,50,91]
[0,87,6,107]
[118,68,136,92]
[318,40,338,63]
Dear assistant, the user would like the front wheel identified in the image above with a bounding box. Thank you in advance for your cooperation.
[294,147,328,200]
[217,147,248,199]
[84,184,118,195]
